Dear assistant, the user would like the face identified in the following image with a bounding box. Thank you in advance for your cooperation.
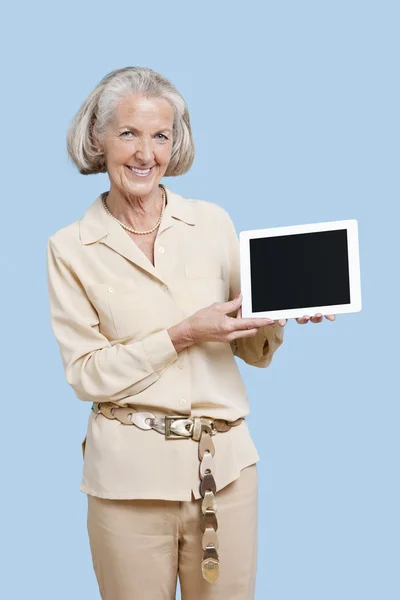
[100,94,174,200]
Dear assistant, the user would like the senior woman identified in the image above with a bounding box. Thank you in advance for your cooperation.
[47,66,335,600]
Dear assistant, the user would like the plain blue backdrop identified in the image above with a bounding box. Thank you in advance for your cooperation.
[1,1,398,598]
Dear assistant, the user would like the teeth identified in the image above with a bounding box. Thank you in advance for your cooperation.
[130,166,151,175]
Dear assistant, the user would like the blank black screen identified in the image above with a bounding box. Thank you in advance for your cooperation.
[249,229,350,313]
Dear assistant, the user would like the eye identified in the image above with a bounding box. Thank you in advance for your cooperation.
[156,133,168,141]
[120,131,133,138]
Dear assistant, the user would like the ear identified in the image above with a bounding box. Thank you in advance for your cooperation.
[90,118,101,152]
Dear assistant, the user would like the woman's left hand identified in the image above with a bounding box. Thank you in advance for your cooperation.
[276,313,336,327]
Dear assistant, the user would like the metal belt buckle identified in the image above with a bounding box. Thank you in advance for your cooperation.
[165,416,193,439]
[192,417,216,441]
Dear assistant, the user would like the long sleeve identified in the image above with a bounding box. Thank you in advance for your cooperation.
[222,209,284,368]
[46,237,178,403]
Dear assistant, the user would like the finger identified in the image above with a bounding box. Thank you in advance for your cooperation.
[310,313,323,324]
[222,292,243,314]
[325,314,336,321]
[233,317,275,331]
[232,328,260,340]
[236,305,276,325]
[277,319,287,327]
[296,315,310,324]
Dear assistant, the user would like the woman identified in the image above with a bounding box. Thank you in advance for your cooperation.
[47,66,335,600]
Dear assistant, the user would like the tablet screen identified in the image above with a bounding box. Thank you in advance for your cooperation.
[249,229,351,313]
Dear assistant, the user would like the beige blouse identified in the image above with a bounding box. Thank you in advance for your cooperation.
[46,186,284,500]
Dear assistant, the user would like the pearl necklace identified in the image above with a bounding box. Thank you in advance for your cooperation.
[102,185,167,235]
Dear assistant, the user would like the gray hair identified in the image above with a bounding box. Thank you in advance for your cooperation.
[66,66,195,176]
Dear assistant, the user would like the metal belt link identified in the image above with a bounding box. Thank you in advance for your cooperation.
[197,426,220,582]
[91,402,243,584]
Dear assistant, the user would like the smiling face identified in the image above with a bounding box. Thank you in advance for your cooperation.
[100,94,174,200]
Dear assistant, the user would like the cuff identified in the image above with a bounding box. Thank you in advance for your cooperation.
[261,323,284,354]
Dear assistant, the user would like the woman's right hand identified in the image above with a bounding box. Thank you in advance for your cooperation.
[184,293,277,345]
[167,293,280,353]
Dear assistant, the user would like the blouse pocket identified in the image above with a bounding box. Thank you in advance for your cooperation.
[185,263,226,309]
[86,277,139,339]
[87,277,137,298]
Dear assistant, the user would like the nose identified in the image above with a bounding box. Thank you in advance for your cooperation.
[135,136,154,164]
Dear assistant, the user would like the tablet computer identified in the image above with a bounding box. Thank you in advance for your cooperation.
[239,219,362,320]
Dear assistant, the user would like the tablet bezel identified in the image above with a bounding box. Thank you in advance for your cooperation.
[239,219,362,320]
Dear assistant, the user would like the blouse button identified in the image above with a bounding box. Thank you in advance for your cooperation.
[178,362,184,369]
[179,398,187,406]
[158,247,165,253]
[107,287,114,292]
[161,284,168,292]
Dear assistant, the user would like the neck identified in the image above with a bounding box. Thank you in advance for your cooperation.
[106,185,165,229]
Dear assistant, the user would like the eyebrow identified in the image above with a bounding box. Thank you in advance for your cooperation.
[119,125,173,134]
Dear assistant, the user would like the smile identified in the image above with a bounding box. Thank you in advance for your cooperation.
[126,165,154,177]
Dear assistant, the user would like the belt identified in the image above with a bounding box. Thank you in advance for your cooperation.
[91,401,244,583]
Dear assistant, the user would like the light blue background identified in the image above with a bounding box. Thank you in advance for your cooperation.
[1,1,398,598]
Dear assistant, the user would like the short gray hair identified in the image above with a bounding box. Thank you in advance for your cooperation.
[66,66,195,176]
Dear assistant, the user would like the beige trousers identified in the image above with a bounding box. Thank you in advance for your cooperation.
[87,464,258,600]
